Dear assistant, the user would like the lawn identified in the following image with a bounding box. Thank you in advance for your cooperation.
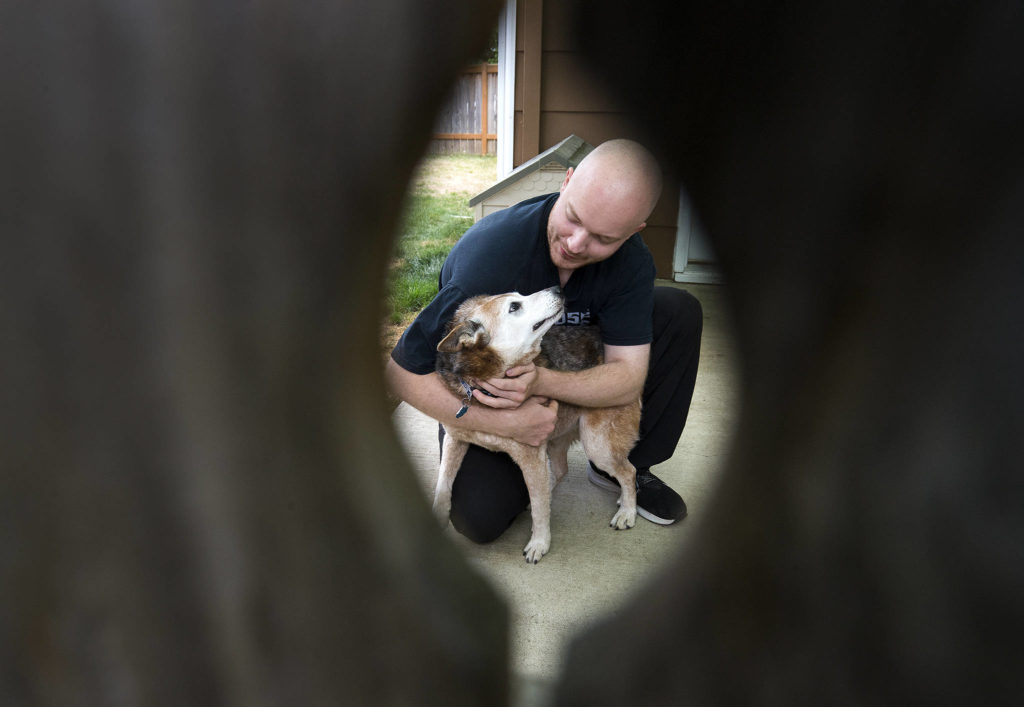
[385,191,473,324]
[381,154,498,359]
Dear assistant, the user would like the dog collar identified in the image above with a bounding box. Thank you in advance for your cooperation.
[455,377,497,418]
[455,378,474,418]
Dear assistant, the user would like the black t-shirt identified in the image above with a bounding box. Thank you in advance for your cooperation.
[390,193,655,375]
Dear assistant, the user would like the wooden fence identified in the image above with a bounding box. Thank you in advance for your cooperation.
[429,63,498,155]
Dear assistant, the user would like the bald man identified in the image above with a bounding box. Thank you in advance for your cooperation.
[386,139,703,543]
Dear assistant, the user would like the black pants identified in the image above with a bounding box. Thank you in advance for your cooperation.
[440,286,704,544]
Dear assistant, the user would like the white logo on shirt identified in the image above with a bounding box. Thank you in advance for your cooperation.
[557,310,591,326]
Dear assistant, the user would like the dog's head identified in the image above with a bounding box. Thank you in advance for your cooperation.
[437,286,564,369]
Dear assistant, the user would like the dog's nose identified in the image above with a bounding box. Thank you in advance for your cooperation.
[548,285,562,296]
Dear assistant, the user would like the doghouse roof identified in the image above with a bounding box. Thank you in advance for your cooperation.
[468,134,594,207]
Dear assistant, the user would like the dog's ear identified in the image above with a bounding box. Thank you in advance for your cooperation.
[437,320,489,352]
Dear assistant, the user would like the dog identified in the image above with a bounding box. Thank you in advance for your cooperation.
[431,285,642,563]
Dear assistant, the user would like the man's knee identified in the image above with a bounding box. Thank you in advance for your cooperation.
[653,286,703,338]
[448,445,529,544]
[450,503,512,544]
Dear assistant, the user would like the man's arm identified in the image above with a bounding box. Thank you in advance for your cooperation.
[471,342,650,409]
[384,358,559,447]
[538,343,649,407]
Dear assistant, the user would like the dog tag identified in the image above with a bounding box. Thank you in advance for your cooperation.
[455,404,469,419]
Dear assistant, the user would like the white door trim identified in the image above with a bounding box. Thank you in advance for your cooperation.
[497,0,517,179]
[673,188,724,284]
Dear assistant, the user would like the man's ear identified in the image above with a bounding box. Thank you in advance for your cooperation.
[437,320,489,353]
[559,167,574,192]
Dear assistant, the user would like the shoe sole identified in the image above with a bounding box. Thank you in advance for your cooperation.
[587,467,684,525]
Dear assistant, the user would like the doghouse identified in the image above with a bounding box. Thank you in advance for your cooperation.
[469,134,593,222]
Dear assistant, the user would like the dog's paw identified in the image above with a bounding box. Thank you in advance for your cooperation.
[610,506,636,530]
[522,536,550,564]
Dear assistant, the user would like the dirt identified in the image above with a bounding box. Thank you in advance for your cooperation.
[380,312,416,365]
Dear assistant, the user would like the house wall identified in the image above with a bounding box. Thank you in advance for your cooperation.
[512,0,679,277]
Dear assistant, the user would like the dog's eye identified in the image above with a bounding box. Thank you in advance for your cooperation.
[508,301,521,313]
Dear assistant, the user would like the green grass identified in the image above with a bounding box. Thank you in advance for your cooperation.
[386,191,474,323]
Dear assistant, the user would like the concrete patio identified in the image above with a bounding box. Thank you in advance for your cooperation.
[391,281,741,697]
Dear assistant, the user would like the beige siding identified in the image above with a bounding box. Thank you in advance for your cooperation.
[472,163,568,223]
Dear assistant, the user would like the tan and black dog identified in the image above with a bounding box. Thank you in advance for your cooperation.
[432,286,641,563]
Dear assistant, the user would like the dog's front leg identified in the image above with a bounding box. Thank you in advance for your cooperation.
[510,445,553,563]
[433,430,468,525]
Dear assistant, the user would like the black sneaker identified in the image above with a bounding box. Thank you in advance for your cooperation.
[587,462,687,525]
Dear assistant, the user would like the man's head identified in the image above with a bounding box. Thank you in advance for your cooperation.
[547,139,663,275]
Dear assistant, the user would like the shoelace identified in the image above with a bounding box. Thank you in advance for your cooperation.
[636,471,660,489]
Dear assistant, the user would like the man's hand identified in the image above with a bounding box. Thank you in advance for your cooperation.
[503,397,558,447]
[472,363,542,408]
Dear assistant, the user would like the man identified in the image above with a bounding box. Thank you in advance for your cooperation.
[385,139,703,543]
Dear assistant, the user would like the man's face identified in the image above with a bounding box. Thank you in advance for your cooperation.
[546,167,646,273]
